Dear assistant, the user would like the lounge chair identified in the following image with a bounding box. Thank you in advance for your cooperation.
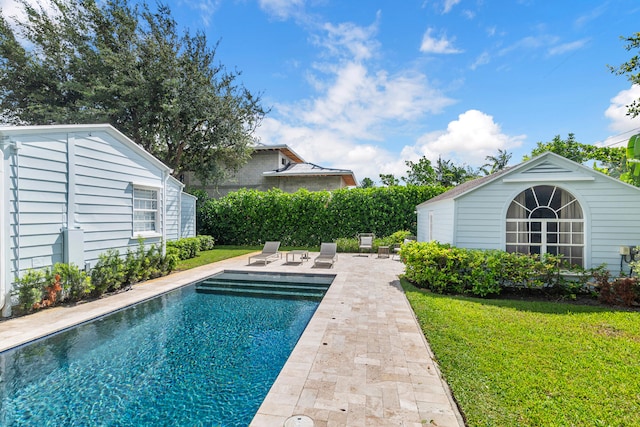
[314,243,337,268]
[248,241,281,266]
[357,233,374,256]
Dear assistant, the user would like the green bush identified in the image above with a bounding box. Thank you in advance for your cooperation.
[176,237,200,259]
[12,269,47,312]
[91,249,125,295]
[196,235,215,251]
[198,186,445,246]
[401,241,595,297]
[53,263,93,302]
[167,236,214,260]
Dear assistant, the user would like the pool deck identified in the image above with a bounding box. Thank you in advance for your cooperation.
[0,251,465,427]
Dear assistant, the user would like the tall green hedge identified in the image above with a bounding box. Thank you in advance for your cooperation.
[198,186,445,245]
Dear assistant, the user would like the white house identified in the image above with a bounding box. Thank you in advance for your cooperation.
[0,124,196,316]
[416,152,640,273]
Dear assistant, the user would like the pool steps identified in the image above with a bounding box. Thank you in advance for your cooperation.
[194,271,334,299]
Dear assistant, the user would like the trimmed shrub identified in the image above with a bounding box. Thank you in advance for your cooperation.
[196,235,215,251]
[401,241,597,297]
[53,263,93,302]
[12,269,47,312]
[198,186,446,246]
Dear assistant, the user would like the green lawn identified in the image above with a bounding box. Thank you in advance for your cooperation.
[174,245,318,270]
[174,245,260,270]
[402,279,640,427]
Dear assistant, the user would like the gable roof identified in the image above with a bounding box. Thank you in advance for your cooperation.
[263,162,358,186]
[417,151,640,208]
[0,123,172,173]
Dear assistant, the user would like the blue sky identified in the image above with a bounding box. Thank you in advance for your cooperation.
[3,0,640,184]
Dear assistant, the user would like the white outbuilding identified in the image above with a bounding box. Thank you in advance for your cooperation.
[416,151,640,273]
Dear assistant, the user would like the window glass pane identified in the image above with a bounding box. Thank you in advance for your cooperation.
[506,222,517,231]
[573,233,583,244]
[133,186,158,233]
[506,233,517,243]
[507,202,527,218]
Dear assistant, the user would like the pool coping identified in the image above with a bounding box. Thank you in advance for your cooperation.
[0,252,465,426]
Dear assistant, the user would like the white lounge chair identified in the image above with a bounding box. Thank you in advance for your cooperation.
[248,241,281,266]
[357,233,374,256]
[314,243,337,268]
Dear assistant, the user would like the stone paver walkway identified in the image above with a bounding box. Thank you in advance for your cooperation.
[0,252,464,426]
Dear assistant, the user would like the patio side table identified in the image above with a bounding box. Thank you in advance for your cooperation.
[286,250,310,263]
[377,246,390,259]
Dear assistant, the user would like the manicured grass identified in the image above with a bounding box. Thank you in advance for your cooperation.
[175,246,260,270]
[402,279,640,427]
[174,245,319,270]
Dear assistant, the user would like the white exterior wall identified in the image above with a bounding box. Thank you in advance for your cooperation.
[180,193,197,238]
[0,125,189,315]
[165,176,183,241]
[416,200,455,243]
[73,131,166,264]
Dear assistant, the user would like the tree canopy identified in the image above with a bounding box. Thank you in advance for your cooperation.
[523,133,628,179]
[608,32,640,118]
[0,0,267,184]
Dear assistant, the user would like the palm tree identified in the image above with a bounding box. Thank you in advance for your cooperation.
[481,149,512,175]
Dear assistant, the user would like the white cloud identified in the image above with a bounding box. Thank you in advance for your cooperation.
[442,0,461,14]
[471,52,490,70]
[600,85,640,146]
[257,0,305,20]
[317,19,380,62]
[547,38,589,56]
[181,0,222,26]
[401,110,526,166]
[420,28,463,54]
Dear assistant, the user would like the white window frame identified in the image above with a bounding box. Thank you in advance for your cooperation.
[132,184,162,238]
[506,185,584,267]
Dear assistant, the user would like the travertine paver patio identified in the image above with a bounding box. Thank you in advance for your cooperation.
[0,252,464,427]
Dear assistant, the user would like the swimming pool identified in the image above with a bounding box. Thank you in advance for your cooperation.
[0,272,334,426]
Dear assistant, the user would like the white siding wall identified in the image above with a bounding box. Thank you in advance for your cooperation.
[73,131,164,265]
[2,127,178,288]
[8,137,69,275]
[416,200,455,243]
[180,193,197,238]
[165,177,182,241]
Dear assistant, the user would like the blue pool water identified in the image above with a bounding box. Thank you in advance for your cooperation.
[0,278,325,426]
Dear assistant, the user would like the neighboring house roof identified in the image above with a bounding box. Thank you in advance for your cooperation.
[263,162,358,187]
[253,144,305,163]
[0,123,173,174]
[418,151,640,208]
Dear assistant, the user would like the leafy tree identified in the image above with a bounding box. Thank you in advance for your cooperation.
[0,0,267,184]
[481,149,512,175]
[434,156,478,187]
[379,173,400,187]
[524,133,627,178]
[608,32,640,118]
[403,156,436,186]
[359,177,375,188]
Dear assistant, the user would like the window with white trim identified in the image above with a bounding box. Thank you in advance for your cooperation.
[133,186,159,235]
[506,185,584,267]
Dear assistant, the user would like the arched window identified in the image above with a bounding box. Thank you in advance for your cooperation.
[506,185,584,267]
